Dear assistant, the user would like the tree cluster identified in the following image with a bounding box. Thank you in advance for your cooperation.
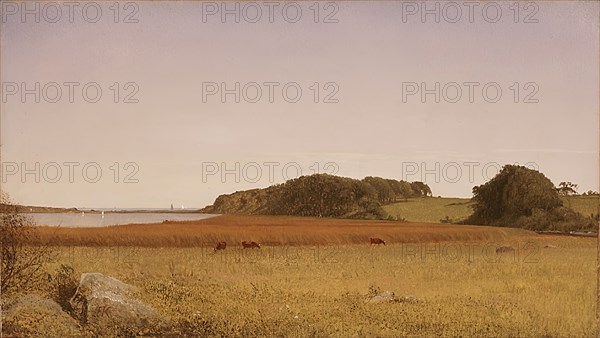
[202,174,431,220]
[466,165,596,231]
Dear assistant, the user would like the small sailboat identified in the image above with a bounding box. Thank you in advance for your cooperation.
[81,211,85,217]
[101,211,105,219]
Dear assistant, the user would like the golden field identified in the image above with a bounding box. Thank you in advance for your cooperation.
[28,215,598,337]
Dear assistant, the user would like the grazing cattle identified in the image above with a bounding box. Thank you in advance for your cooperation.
[370,237,386,245]
[214,241,226,252]
[496,245,515,253]
[242,241,261,249]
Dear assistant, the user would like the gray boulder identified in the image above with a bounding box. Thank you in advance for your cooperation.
[69,272,165,336]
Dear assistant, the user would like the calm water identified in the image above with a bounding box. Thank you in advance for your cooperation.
[28,213,218,228]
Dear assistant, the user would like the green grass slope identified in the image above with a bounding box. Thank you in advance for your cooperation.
[382,197,473,223]
[384,195,599,224]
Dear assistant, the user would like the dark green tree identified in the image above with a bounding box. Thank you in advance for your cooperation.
[410,181,432,197]
[467,165,563,226]
[363,177,395,204]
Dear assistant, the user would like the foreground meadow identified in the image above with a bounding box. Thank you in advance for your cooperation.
[30,215,597,337]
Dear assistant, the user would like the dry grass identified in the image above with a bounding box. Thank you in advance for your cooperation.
[33,215,533,247]
[43,235,597,337]
[12,215,596,336]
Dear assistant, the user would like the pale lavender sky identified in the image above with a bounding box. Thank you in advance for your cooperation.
[1,1,598,208]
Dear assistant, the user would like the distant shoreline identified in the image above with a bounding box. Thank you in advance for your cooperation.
[27,212,219,228]
[1,204,203,214]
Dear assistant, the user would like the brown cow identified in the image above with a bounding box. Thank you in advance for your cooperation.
[214,241,226,252]
[496,246,515,253]
[242,241,261,249]
[370,237,386,245]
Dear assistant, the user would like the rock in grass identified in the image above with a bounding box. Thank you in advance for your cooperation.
[366,290,396,303]
[365,291,423,304]
[3,294,85,337]
[69,272,167,336]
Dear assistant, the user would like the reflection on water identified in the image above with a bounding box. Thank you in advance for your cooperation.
[27,213,218,228]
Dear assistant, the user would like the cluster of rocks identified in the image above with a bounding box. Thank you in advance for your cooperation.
[3,273,168,337]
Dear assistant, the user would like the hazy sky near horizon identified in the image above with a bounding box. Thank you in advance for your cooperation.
[1,1,598,208]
